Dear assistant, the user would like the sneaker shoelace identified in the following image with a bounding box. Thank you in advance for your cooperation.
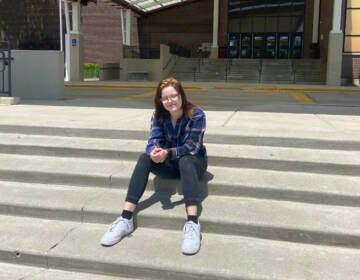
[109,217,126,232]
[183,222,198,239]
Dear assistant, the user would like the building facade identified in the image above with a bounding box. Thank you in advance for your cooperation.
[0,0,359,83]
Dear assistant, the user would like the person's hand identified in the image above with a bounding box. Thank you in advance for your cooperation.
[150,148,168,163]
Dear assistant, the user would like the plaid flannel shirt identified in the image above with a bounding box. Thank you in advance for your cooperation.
[145,107,207,162]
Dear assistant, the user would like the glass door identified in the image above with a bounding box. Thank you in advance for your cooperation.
[290,32,303,58]
[278,33,290,59]
[240,33,252,58]
[265,33,276,58]
[228,33,240,58]
[253,33,266,58]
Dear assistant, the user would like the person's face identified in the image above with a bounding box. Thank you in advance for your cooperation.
[160,86,182,114]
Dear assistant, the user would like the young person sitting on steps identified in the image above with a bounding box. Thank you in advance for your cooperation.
[100,77,208,255]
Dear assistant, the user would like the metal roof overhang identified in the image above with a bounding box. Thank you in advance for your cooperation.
[76,0,198,14]
[120,0,191,12]
[101,0,197,14]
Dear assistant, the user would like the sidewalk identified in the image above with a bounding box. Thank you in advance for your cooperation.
[0,81,360,142]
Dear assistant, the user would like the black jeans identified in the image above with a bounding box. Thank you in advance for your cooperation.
[125,153,207,208]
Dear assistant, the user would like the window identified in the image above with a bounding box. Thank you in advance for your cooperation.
[344,0,360,53]
[228,0,304,33]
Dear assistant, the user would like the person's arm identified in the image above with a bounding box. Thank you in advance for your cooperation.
[168,108,206,160]
[145,113,165,155]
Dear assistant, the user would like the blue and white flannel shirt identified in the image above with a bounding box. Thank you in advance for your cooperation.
[145,107,207,162]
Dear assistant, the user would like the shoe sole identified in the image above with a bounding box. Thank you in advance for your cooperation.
[182,234,202,255]
[100,229,134,247]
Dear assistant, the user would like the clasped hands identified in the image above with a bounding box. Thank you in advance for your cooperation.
[150,147,168,163]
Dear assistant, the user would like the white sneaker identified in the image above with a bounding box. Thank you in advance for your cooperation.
[182,221,201,255]
[100,216,134,246]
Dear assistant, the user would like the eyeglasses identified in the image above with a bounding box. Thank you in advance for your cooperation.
[160,94,179,103]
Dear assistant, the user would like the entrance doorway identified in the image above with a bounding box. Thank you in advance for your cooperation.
[228,32,303,59]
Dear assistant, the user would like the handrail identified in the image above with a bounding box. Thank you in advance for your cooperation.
[225,59,232,82]
[258,60,263,83]
[162,55,175,71]
[123,45,160,59]
[291,60,296,83]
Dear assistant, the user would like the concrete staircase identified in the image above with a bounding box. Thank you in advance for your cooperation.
[0,106,359,279]
[293,59,325,84]
[260,60,294,83]
[169,57,199,82]
[227,59,261,83]
[170,58,325,84]
[197,59,228,82]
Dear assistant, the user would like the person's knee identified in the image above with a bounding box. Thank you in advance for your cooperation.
[179,155,195,170]
[138,153,151,164]
[138,153,150,161]
[136,153,152,168]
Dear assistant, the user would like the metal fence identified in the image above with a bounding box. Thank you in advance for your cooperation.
[0,41,12,96]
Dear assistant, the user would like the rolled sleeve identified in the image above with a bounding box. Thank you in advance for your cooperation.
[174,109,206,159]
[145,113,165,154]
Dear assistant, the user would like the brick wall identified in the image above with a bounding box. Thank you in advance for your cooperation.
[219,0,228,47]
[81,0,139,64]
[318,0,333,62]
[0,0,59,50]
[138,0,213,57]
[342,56,360,80]
[303,0,314,58]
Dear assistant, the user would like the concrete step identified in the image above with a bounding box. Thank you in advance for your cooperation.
[0,215,359,280]
[0,132,245,168]
[0,262,136,280]
[1,109,360,141]
[0,153,359,205]
[1,128,360,160]
[0,153,234,192]
[0,181,359,247]
[0,146,358,175]
[2,122,359,144]
[0,133,359,175]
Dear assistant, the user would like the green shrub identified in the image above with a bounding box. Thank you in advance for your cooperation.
[84,63,99,78]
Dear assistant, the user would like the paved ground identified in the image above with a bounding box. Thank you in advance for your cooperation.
[1,80,360,280]
[54,81,360,115]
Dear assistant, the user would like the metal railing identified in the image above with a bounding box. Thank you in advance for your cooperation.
[123,45,160,59]
[0,41,12,96]
[168,41,190,57]
[124,43,190,59]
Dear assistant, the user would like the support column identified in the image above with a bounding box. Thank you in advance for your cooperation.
[125,9,131,46]
[59,0,63,52]
[120,8,125,45]
[312,0,320,43]
[120,8,131,46]
[326,0,343,85]
[210,0,219,59]
[65,0,84,82]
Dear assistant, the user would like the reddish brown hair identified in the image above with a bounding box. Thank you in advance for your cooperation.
[154,77,195,123]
